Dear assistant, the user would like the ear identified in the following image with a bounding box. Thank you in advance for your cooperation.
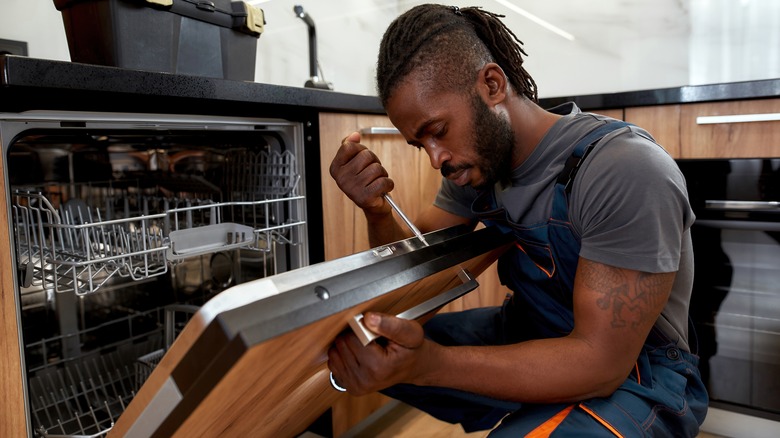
[478,62,508,105]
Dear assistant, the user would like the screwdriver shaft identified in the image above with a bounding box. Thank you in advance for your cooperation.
[384,194,428,246]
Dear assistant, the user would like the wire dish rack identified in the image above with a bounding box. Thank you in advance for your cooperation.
[11,150,305,296]
[28,305,198,438]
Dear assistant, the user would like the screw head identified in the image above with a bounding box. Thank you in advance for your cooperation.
[315,286,330,300]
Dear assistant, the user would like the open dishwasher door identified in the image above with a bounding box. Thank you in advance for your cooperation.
[111,225,513,437]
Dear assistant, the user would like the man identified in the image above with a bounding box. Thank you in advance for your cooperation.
[328,4,708,436]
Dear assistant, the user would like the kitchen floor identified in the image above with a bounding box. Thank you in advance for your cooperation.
[325,402,730,438]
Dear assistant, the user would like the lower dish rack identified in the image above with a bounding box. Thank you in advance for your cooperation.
[28,305,198,438]
[11,181,306,297]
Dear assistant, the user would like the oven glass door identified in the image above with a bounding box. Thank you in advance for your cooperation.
[681,158,780,419]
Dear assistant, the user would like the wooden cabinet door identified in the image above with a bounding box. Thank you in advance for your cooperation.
[592,108,624,121]
[624,105,682,158]
[0,155,26,438]
[679,98,780,158]
[319,113,438,258]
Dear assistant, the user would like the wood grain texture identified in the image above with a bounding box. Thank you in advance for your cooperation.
[332,392,393,436]
[592,108,625,121]
[679,98,780,158]
[0,157,28,437]
[111,248,508,437]
[624,105,682,158]
[319,112,362,260]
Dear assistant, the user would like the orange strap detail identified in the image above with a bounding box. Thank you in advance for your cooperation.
[578,404,625,438]
[634,362,641,385]
[524,404,575,438]
[514,243,555,278]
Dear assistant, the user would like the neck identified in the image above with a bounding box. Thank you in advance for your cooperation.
[508,97,562,168]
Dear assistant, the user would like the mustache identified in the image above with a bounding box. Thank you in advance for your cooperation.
[441,162,472,178]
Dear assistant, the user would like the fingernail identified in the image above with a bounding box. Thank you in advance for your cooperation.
[366,313,380,328]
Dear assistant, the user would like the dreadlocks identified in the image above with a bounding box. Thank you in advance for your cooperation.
[376,4,538,107]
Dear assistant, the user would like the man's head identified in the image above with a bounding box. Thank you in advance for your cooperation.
[376,4,537,107]
[378,5,534,189]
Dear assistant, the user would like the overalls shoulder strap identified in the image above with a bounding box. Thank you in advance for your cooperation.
[556,121,631,195]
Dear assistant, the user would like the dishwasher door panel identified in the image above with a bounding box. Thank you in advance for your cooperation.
[112,225,512,437]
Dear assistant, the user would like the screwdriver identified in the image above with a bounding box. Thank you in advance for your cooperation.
[383,194,428,246]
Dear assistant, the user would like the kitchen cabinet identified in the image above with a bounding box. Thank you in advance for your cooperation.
[0,164,25,438]
[593,108,625,121]
[319,112,435,259]
[318,112,505,436]
[679,98,780,158]
[585,106,683,158]
[624,105,682,158]
[622,98,780,159]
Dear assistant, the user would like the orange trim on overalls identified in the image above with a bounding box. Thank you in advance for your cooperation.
[525,404,575,438]
[634,362,641,385]
[515,242,555,278]
[578,404,625,438]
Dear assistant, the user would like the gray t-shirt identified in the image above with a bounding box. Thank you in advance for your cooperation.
[434,102,695,350]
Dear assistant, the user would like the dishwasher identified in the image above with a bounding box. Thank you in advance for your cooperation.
[0,110,309,437]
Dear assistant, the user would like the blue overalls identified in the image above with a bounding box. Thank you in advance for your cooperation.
[383,122,709,437]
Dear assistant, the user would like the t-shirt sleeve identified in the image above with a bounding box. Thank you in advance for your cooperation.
[570,127,695,273]
[433,177,480,220]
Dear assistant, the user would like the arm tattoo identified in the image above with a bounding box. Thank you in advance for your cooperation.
[580,260,670,330]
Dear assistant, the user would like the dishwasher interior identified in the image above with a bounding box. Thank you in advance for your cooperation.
[1,112,309,437]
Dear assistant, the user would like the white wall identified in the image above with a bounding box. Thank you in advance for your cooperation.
[1,0,778,99]
[689,0,780,85]
[0,0,70,61]
[252,0,400,95]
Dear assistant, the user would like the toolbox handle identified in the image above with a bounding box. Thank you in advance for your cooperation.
[195,1,216,12]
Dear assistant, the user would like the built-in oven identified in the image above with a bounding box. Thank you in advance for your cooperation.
[0,111,312,437]
[678,158,780,423]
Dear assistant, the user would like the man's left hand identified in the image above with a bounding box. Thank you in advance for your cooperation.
[327,312,429,395]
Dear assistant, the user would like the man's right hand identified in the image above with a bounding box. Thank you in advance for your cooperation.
[329,132,394,217]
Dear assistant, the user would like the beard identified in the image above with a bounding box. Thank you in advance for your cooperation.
[441,93,515,190]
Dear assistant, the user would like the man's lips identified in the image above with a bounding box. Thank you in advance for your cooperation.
[447,168,470,186]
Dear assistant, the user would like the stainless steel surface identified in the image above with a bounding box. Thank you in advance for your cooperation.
[705,200,780,210]
[350,269,477,346]
[359,127,401,135]
[696,113,780,124]
[396,269,475,320]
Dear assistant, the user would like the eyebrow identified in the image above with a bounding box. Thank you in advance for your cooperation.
[413,118,437,141]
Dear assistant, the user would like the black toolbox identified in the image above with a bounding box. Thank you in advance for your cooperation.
[53,0,265,81]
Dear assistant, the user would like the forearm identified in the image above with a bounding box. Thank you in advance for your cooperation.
[413,336,634,404]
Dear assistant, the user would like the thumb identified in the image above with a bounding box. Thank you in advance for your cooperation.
[364,312,424,349]
[342,131,361,145]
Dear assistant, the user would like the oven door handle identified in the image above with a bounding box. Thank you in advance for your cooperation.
[695,219,780,231]
[705,200,780,210]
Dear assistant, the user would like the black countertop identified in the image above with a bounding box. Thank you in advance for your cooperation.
[2,55,779,117]
[539,79,780,110]
[0,55,385,119]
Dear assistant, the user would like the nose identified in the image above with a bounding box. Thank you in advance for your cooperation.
[425,143,451,170]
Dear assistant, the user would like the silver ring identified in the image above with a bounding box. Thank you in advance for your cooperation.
[329,372,347,392]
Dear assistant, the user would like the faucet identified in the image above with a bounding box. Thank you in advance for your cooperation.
[294,5,333,90]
